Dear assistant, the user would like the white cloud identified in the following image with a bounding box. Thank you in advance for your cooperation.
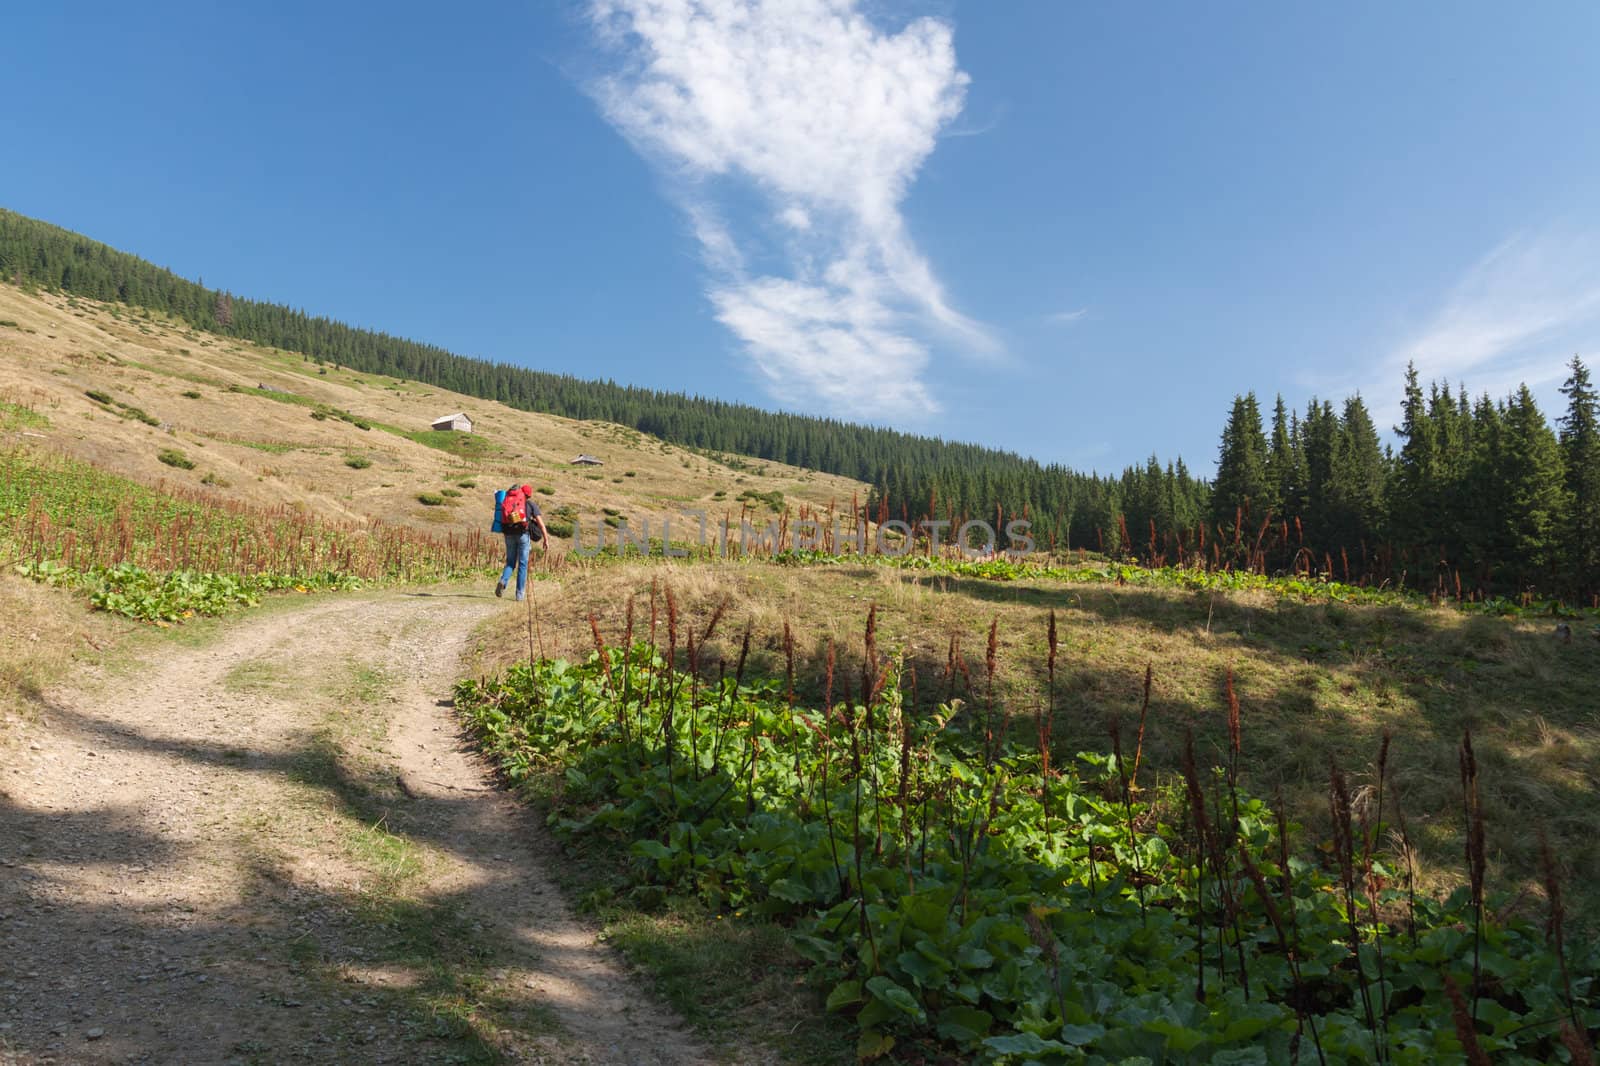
[1366,231,1600,427]
[1047,308,1088,324]
[587,0,995,418]
[778,205,811,232]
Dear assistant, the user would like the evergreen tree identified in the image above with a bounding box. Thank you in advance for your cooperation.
[1460,394,1505,586]
[1299,399,1337,542]
[1559,355,1600,598]
[1265,395,1302,520]
[1388,363,1437,563]
[1211,392,1272,535]
[1325,394,1385,556]
[1495,386,1565,590]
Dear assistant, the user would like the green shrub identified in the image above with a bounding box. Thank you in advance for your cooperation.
[543,519,574,538]
[310,410,328,420]
[624,470,636,477]
[181,390,202,399]
[603,514,622,527]
[200,471,230,487]
[457,479,476,488]
[85,389,113,405]
[157,448,195,470]
[344,456,372,469]
[440,488,462,498]
[737,488,785,512]
[602,506,622,516]
[417,493,445,506]
[538,486,556,495]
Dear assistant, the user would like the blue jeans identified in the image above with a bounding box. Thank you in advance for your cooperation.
[500,532,531,600]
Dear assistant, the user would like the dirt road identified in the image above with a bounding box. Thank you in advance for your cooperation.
[0,591,713,1065]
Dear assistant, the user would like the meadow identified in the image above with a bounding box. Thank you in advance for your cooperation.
[458,555,1600,1063]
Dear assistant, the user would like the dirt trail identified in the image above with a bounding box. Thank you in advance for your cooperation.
[0,591,716,1065]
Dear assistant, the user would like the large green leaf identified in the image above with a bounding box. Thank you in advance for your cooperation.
[935,1005,994,1043]
[825,979,863,1013]
[865,976,926,1022]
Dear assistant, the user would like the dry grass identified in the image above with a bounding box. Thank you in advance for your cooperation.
[477,557,1600,924]
[0,283,864,538]
[0,571,120,727]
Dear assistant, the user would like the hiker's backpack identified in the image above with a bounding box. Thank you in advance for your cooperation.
[500,487,530,534]
[491,489,506,533]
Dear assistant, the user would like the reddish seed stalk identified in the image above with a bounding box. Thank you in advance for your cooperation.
[1132,662,1152,791]
[649,577,659,653]
[620,595,636,711]
[588,612,614,692]
[782,621,802,779]
[1219,668,1251,999]
[1042,611,1058,844]
[1560,1024,1596,1066]
[686,630,701,779]
[1180,731,1208,1001]
[1036,700,1052,841]
[899,663,917,816]
[983,617,999,766]
[1459,730,1486,1023]
[1109,718,1146,923]
[1368,733,1392,1050]
[1442,973,1491,1066]
[1330,762,1380,1051]
[862,604,879,720]
[823,639,836,719]
[1274,796,1327,1065]
[1538,830,1579,1029]
[701,596,727,644]
[944,632,959,703]
[862,607,885,857]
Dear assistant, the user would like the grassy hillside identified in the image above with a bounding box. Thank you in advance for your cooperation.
[0,282,866,538]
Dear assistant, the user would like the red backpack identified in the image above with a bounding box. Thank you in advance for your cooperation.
[500,487,529,533]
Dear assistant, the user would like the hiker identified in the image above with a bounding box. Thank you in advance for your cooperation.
[494,484,549,601]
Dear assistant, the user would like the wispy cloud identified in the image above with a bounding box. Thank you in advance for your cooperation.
[1366,231,1600,427]
[587,0,995,420]
[1047,308,1088,324]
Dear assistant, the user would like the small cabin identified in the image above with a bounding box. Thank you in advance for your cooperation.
[430,412,473,433]
[571,453,604,466]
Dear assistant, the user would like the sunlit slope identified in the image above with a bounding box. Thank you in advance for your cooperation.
[0,283,866,536]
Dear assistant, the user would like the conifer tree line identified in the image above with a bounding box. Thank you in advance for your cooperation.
[1202,366,1599,601]
[867,360,1598,604]
[3,208,1596,601]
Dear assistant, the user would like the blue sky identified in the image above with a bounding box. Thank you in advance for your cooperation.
[6,1,1599,474]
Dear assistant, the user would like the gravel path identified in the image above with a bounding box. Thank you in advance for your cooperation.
[0,591,713,1065]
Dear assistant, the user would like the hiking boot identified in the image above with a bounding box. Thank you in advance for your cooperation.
[494,579,506,598]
